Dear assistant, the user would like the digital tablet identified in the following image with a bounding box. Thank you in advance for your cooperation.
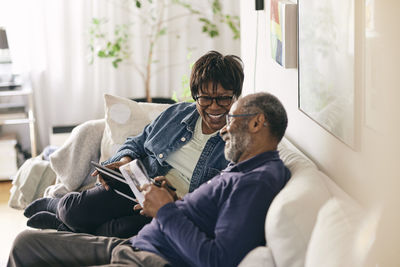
[91,161,137,202]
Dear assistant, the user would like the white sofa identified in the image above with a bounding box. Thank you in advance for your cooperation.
[9,94,171,205]
[9,95,372,266]
[239,137,373,267]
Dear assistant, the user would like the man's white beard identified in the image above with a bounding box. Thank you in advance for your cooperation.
[224,131,251,163]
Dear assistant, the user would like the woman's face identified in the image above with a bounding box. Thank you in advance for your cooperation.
[195,82,235,134]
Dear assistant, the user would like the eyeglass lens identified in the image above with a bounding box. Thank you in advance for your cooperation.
[196,96,232,107]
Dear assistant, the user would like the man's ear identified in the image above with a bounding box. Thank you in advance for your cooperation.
[248,114,266,133]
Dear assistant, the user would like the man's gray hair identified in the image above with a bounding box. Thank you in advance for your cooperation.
[241,92,288,142]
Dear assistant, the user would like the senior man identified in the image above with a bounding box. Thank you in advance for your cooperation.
[8,92,290,267]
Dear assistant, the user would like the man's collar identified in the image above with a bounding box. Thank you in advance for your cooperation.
[224,150,280,173]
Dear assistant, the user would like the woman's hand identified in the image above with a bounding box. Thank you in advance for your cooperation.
[91,156,132,191]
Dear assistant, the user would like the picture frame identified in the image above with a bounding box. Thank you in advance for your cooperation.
[270,0,297,68]
[298,0,356,147]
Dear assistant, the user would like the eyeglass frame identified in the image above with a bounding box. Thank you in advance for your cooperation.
[194,95,234,107]
[225,113,259,126]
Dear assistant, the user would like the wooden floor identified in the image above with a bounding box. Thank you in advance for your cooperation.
[0,180,27,266]
[0,180,13,202]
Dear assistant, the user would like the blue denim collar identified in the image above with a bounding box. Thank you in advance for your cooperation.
[180,103,199,133]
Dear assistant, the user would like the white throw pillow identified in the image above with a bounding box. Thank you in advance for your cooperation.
[100,94,171,162]
[266,168,333,267]
[305,198,369,267]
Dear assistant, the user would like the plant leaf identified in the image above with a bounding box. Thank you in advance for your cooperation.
[158,27,167,36]
[98,51,106,57]
[112,58,123,68]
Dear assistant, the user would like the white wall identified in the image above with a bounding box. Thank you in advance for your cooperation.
[240,0,400,206]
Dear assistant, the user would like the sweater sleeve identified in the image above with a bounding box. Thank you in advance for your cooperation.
[156,181,273,267]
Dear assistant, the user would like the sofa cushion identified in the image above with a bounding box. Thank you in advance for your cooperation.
[305,198,370,267]
[239,246,276,267]
[265,165,354,267]
[264,138,359,267]
[100,94,170,162]
[278,137,317,173]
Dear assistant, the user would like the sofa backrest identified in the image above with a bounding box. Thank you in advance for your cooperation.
[101,94,171,162]
[264,137,362,267]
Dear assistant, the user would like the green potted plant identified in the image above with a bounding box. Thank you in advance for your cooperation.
[88,0,240,102]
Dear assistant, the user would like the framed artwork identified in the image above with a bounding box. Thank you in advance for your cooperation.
[270,0,297,68]
[298,0,356,147]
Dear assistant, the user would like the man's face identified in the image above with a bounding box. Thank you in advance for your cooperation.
[220,102,251,163]
[195,82,235,134]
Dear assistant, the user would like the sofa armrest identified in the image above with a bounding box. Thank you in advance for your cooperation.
[44,119,105,197]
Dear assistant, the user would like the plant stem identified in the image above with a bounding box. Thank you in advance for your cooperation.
[145,0,166,102]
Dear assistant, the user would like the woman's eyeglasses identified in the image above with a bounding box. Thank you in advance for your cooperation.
[194,96,234,107]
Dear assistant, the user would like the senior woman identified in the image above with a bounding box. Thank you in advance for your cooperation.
[24,50,244,238]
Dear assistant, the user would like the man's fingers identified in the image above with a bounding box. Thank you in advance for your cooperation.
[161,181,178,199]
[154,176,166,182]
[133,204,142,211]
[91,170,98,176]
[141,184,152,193]
[161,181,171,191]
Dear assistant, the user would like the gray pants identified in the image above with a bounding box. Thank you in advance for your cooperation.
[7,230,170,267]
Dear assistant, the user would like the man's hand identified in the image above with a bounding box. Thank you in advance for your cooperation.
[154,176,179,201]
[91,156,132,191]
[138,183,174,218]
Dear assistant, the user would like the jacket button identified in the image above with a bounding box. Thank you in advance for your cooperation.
[159,153,164,159]
[181,137,186,142]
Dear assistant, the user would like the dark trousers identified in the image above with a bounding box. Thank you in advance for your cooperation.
[57,185,152,238]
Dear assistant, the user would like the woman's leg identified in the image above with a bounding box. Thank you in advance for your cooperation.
[24,197,60,218]
[57,185,136,233]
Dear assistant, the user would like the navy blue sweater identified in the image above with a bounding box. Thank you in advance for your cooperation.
[131,150,291,267]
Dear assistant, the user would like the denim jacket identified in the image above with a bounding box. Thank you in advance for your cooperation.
[104,102,229,192]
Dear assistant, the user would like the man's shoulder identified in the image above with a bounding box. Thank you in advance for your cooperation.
[226,159,289,188]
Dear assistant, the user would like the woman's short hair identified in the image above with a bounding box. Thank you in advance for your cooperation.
[190,51,244,98]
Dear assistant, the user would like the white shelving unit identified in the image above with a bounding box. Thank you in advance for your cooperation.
[0,74,37,179]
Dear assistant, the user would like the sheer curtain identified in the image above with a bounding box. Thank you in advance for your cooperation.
[0,0,240,151]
